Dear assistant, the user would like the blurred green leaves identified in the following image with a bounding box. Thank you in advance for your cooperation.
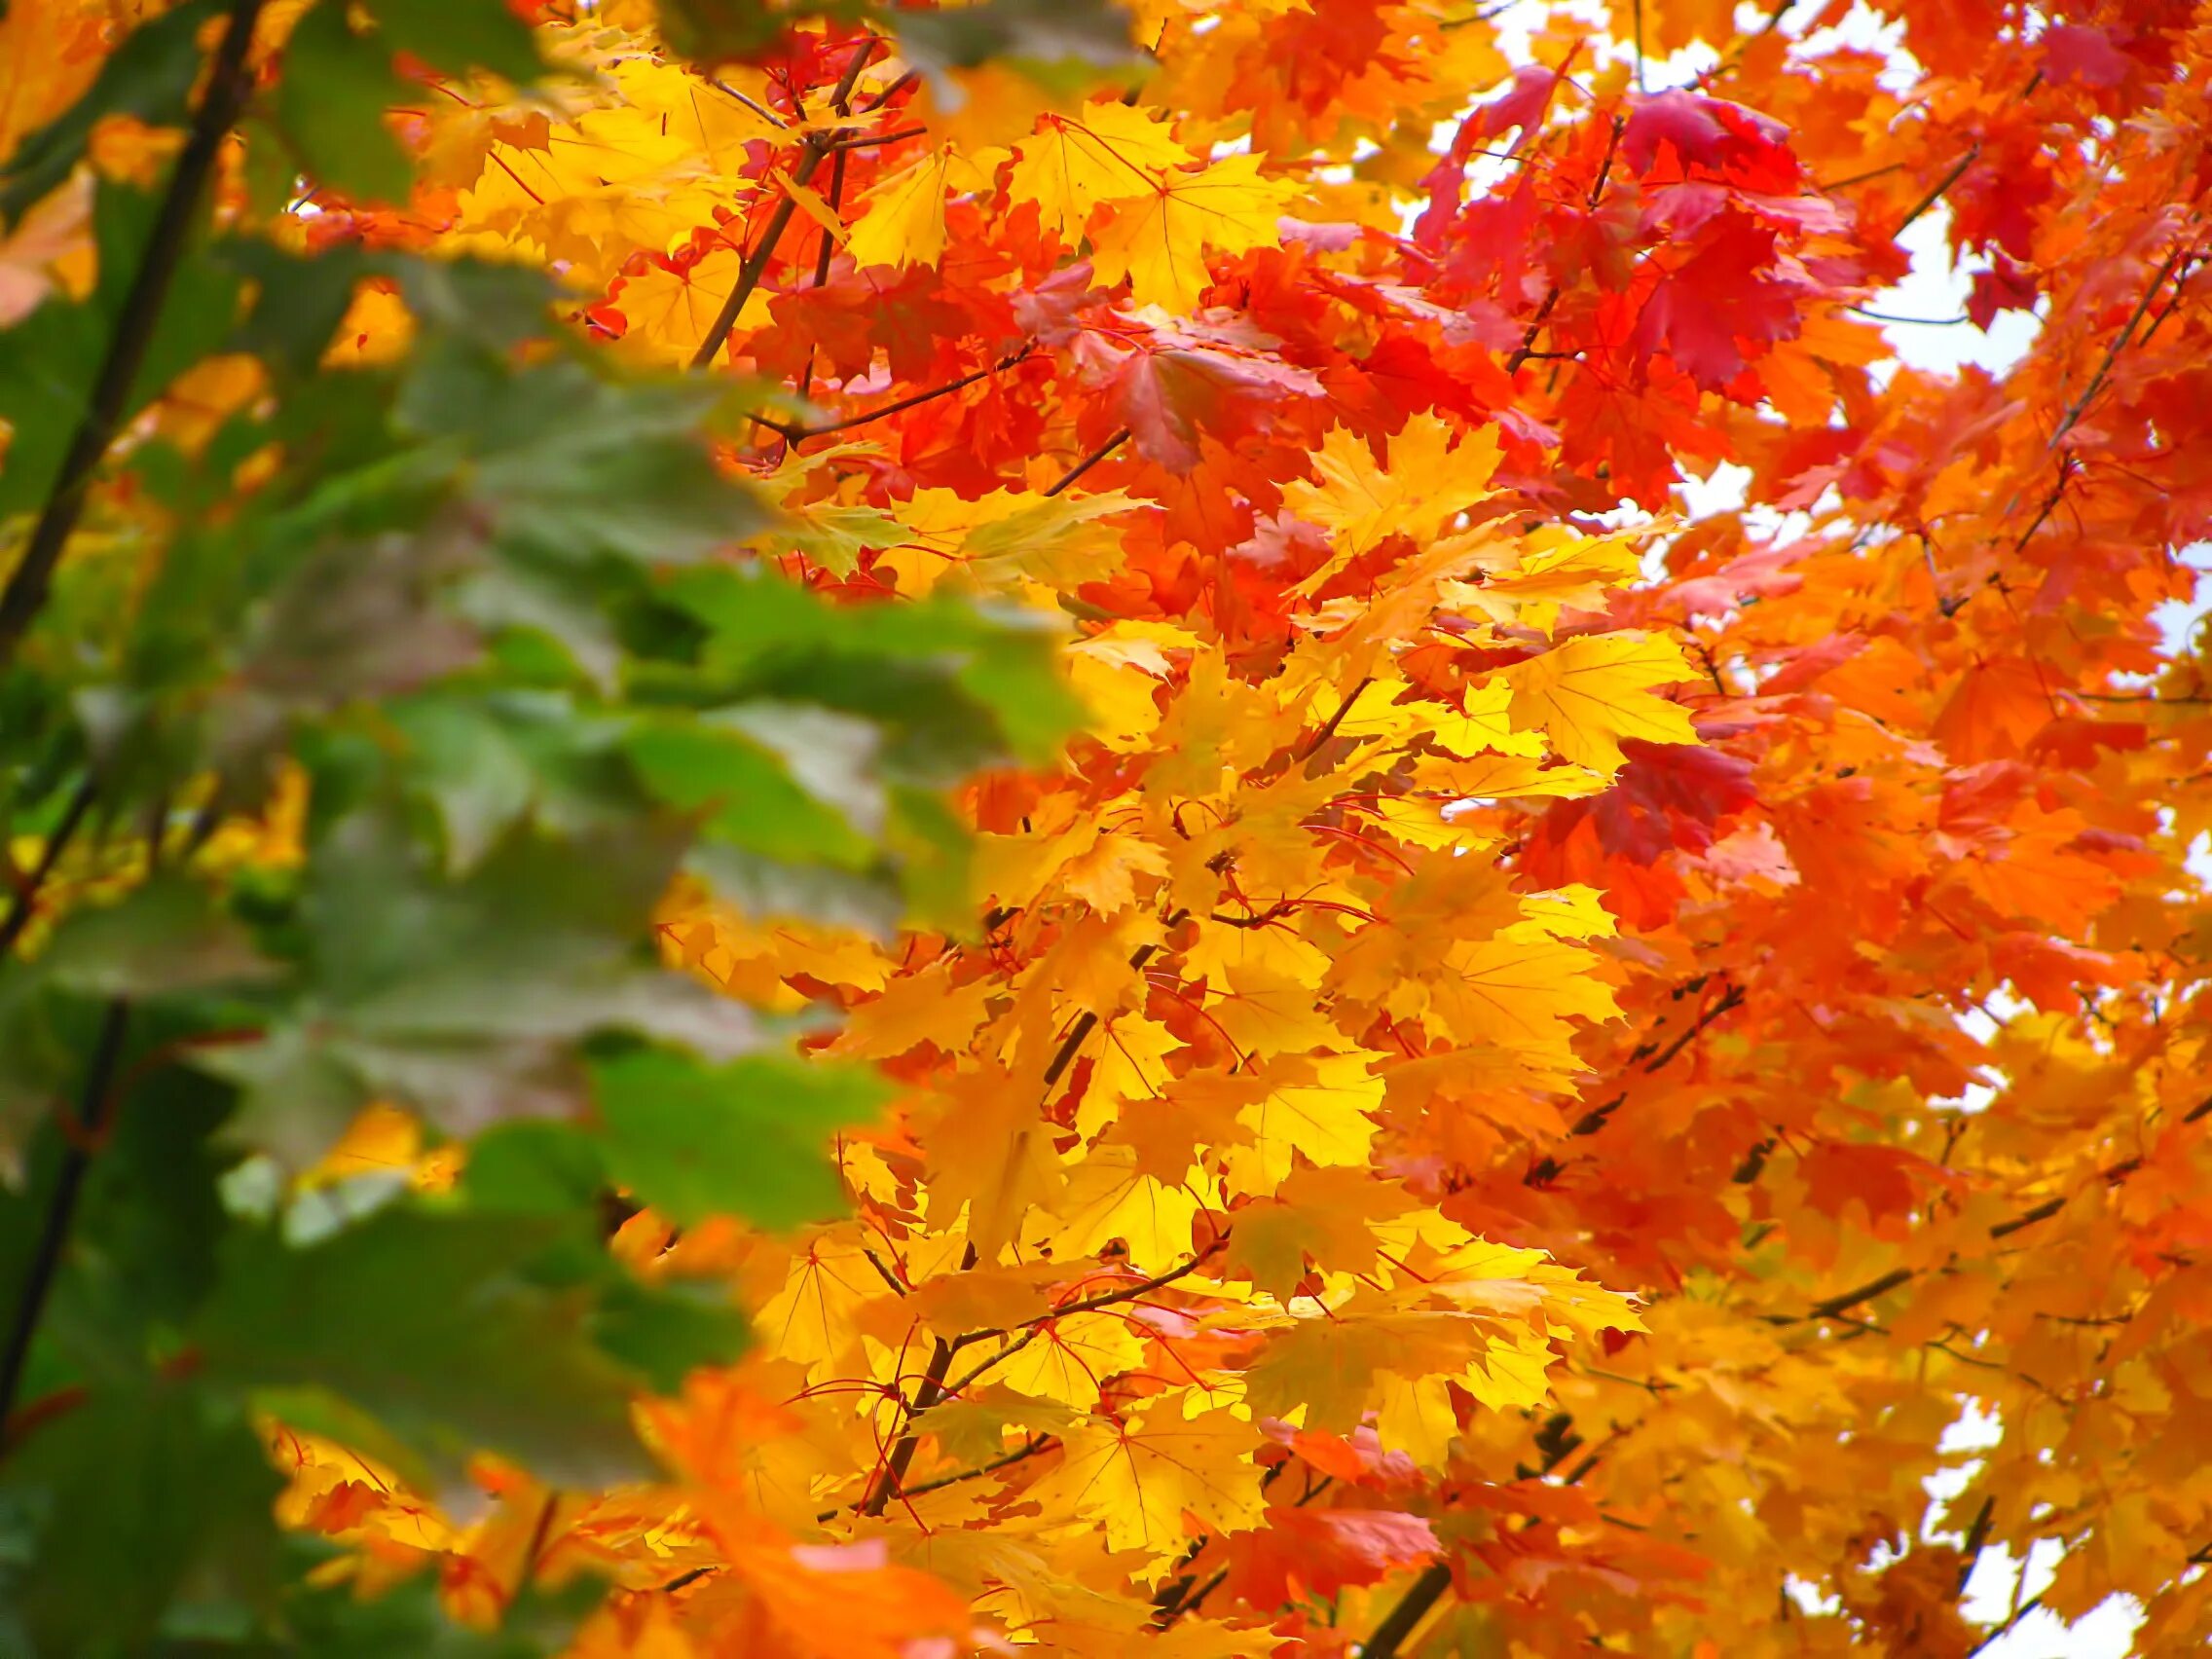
[0,1,1086,1652]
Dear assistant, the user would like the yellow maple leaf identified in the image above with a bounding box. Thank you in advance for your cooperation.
[1492,632,1701,772]
[1244,1307,1494,1435]
[608,57,782,175]
[831,960,1000,1059]
[1007,102,1197,241]
[997,1311,1151,1405]
[846,143,1005,271]
[1208,962,1347,1058]
[1231,1051,1384,1191]
[1459,527,1646,632]
[924,1058,1066,1263]
[754,1233,885,1378]
[608,246,769,366]
[1086,150,1296,313]
[1037,1393,1266,1556]
[1285,417,1504,596]
[1417,751,1610,800]
[1041,1143,1203,1275]
[1420,933,1620,1056]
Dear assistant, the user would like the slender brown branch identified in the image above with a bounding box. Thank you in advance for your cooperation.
[2049,247,2184,450]
[1968,1596,2042,1655]
[777,347,1035,440]
[0,0,268,666]
[1801,1267,1915,1322]
[938,1326,1038,1402]
[1045,428,1131,498]
[690,39,877,370]
[1640,982,1745,1073]
[892,1433,1055,1500]
[1897,143,1980,234]
[0,775,97,959]
[862,1246,909,1297]
[831,125,927,152]
[1155,1566,1229,1627]
[859,69,917,113]
[1041,912,1184,1088]
[858,1336,955,1517]
[1299,678,1373,761]
[1022,1242,1224,1331]
[1956,1494,1994,1591]
[1362,1561,1454,1659]
[1821,160,1907,191]
[1987,1197,2064,1240]
[708,77,787,129]
[0,998,131,1435]
[1505,287,1562,374]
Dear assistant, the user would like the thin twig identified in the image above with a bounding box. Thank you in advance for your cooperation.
[1361,1561,1454,1659]
[831,125,926,152]
[1040,912,1186,1090]
[886,1434,1055,1501]
[2049,247,2185,450]
[0,999,131,1433]
[0,0,269,666]
[690,39,877,370]
[775,347,1035,441]
[858,1337,954,1517]
[1045,428,1131,498]
[1299,678,1373,762]
[1897,144,1980,234]
[0,775,97,959]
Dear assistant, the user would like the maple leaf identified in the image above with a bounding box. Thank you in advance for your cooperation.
[1007,102,1198,240]
[1230,1051,1386,1190]
[1087,151,1298,312]
[1035,1393,1268,1556]
[924,1055,1066,1260]
[846,142,1005,270]
[1493,633,1701,772]
[47,4,2212,1657]
[605,240,765,365]
[1632,213,1805,390]
[1221,1507,1439,1606]
[1285,416,1503,592]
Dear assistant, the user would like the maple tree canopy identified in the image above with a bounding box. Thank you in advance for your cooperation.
[1,0,2209,1654]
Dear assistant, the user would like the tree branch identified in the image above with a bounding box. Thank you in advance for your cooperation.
[858,1335,955,1517]
[1897,143,1980,234]
[1361,1561,1454,1659]
[1024,1241,1224,1327]
[0,998,131,1433]
[1299,678,1372,762]
[1041,910,1186,1090]
[1046,428,1131,498]
[772,347,1035,441]
[0,775,98,959]
[2049,246,2185,451]
[0,0,268,667]
[689,39,877,370]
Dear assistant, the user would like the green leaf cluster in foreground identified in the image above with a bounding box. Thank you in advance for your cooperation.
[0,5,1082,1651]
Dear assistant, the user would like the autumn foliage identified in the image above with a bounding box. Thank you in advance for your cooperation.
[4,0,2212,1655]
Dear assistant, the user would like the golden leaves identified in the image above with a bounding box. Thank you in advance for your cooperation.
[1286,417,1504,591]
[1033,1392,1268,1556]
[1008,104,1196,239]
[1085,150,1298,313]
[1492,632,1701,772]
[846,142,1003,270]
[1007,104,1296,309]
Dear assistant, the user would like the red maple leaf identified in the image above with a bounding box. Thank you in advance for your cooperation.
[1632,214,1804,390]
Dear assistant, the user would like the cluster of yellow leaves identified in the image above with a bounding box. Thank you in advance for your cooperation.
[224,3,1840,1653]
